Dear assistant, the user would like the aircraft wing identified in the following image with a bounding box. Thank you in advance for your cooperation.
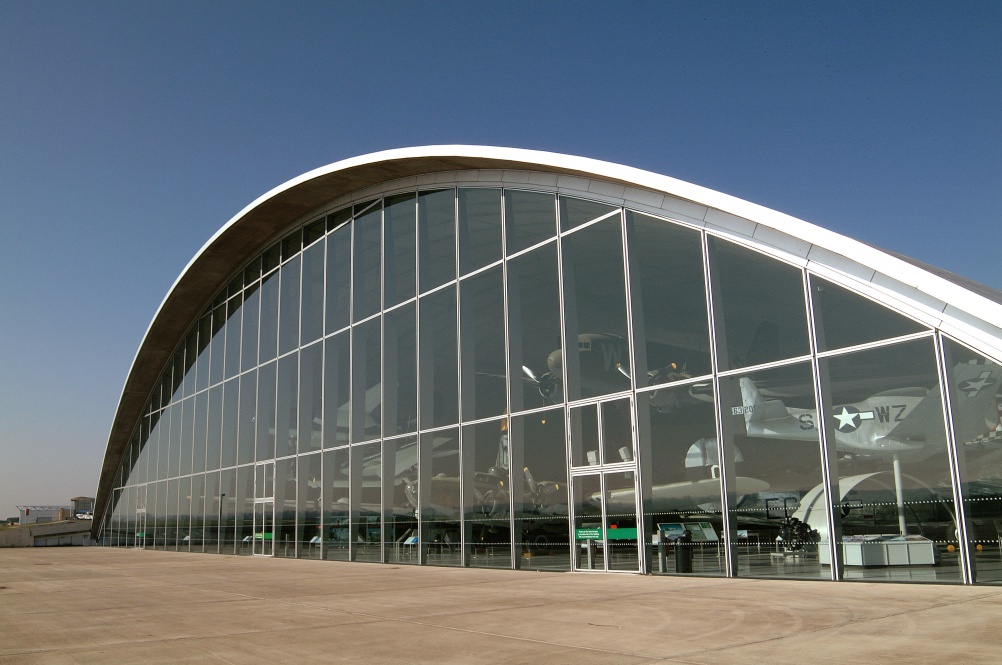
[882,388,946,446]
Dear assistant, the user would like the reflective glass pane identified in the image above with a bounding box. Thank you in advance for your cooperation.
[628,211,711,383]
[221,378,238,468]
[240,284,260,372]
[300,239,325,345]
[219,468,236,554]
[275,353,298,458]
[810,275,927,352]
[298,342,323,453]
[822,338,960,582]
[298,453,322,559]
[205,384,222,471]
[224,296,242,379]
[323,447,350,561]
[323,331,351,448]
[351,317,381,442]
[274,457,296,558]
[386,436,419,565]
[179,397,194,477]
[208,304,226,387]
[258,270,279,363]
[256,361,277,461]
[573,474,603,570]
[383,304,417,436]
[559,195,617,232]
[203,472,219,553]
[719,363,828,579]
[460,266,507,421]
[505,190,556,256]
[352,203,382,321]
[507,242,563,411]
[638,384,725,576]
[463,419,511,568]
[384,193,416,308]
[420,286,458,428]
[421,429,461,566]
[601,398,634,465]
[193,390,208,474]
[353,441,382,563]
[419,189,456,292]
[325,220,352,333]
[709,237,810,370]
[562,216,631,401]
[183,330,197,397]
[189,475,204,552]
[195,314,211,392]
[569,403,599,467]
[512,408,569,570]
[278,255,301,356]
[605,471,640,571]
[458,188,501,275]
[944,340,1002,583]
[237,370,257,466]
[235,465,254,555]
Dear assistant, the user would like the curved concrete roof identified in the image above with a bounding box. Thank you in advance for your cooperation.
[94,145,1002,531]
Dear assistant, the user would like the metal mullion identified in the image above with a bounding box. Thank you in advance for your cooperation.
[715,354,815,379]
[814,330,935,360]
[702,230,735,577]
[346,213,356,561]
[557,207,622,238]
[935,332,974,583]
[452,187,468,564]
[505,235,558,262]
[804,267,842,581]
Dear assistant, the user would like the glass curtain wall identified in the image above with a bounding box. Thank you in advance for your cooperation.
[105,183,1002,585]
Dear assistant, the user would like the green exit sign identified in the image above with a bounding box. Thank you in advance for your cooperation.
[575,527,602,540]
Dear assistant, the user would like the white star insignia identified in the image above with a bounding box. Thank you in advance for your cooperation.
[833,407,860,431]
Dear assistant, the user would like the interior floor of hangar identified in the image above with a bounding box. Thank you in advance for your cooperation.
[2,548,1000,665]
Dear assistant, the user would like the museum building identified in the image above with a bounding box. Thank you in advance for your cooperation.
[94,146,1002,584]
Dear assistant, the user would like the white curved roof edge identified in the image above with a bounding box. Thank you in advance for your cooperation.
[131,145,1002,394]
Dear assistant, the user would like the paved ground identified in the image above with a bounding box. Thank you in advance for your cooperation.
[1,548,1000,664]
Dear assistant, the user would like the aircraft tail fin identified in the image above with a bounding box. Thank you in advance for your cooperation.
[739,377,792,423]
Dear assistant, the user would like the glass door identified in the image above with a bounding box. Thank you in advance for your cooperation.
[569,396,640,572]
[573,470,641,571]
[135,509,147,549]
[253,462,274,556]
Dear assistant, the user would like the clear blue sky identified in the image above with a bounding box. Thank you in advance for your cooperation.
[1,2,1000,516]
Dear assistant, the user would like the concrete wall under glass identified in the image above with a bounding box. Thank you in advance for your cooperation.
[100,176,1002,585]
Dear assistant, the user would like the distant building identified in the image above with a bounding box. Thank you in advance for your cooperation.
[18,506,72,525]
[95,147,1002,585]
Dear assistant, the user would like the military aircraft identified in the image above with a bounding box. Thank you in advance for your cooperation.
[521,333,693,409]
[735,359,1002,463]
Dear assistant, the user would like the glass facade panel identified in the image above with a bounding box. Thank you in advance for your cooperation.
[638,383,725,576]
[559,195,617,232]
[221,378,238,468]
[458,188,501,275]
[259,270,279,364]
[352,317,382,443]
[822,338,961,582]
[627,211,712,382]
[384,193,416,308]
[298,342,323,453]
[943,339,1002,584]
[325,217,352,332]
[460,266,507,421]
[507,242,562,411]
[298,453,322,558]
[512,408,569,571]
[421,429,461,566]
[810,275,928,352]
[561,216,631,401]
[383,304,417,436]
[505,190,556,256]
[385,436,419,564]
[352,203,382,322]
[419,286,458,428]
[278,256,301,356]
[709,237,810,370]
[463,419,511,568]
[323,447,350,561]
[353,441,382,563]
[300,239,325,345]
[419,189,456,292]
[106,183,1002,589]
[719,363,827,579]
[323,331,351,448]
